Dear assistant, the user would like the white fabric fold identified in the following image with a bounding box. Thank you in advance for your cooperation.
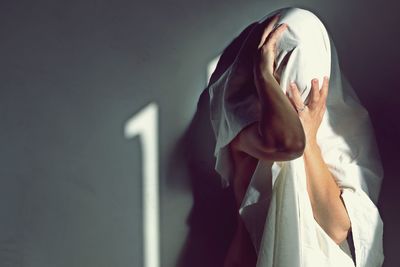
[208,7,384,267]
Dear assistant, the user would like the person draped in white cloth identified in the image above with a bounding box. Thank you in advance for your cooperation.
[207,7,384,267]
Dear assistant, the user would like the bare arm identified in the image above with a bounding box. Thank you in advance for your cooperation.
[232,14,305,161]
[255,75,305,155]
[303,140,351,244]
[289,78,351,244]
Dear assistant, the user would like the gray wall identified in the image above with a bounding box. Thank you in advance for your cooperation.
[0,0,398,266]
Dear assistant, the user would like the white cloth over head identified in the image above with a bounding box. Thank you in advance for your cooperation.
[207,7,384,267]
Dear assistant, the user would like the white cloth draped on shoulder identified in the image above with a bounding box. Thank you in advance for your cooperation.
[207,7,384,267]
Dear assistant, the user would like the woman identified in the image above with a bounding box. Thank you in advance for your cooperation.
[208,7,384,267]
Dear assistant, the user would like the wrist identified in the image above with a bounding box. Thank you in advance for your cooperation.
[304,138,319,154]
[255,77,281,100]
[255,72,277,87]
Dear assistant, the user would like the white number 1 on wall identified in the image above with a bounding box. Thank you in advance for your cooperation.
[124,102,160,267]
[122,55,219,267]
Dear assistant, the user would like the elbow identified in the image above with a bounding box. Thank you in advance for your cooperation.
[329,228,350,245]
[271,135,305,160]
[282,137,306,159]
[258,126,305,160]
[258,119,306,159]
[325,219,351,244]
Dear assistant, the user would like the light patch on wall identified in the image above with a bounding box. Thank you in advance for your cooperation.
[124,102,160,267]
[207,55,221,84]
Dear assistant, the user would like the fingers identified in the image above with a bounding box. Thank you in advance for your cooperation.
[320,76,329,100]
[288,77,329,110]
[261,23,288,53]
[254,21,287,80]
[309,78,320,107]
[309,76,329,108]
[288,81,304,110]
[258,14,281,49]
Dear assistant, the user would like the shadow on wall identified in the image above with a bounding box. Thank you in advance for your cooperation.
[166,22,259,267]
[171,89,236,267]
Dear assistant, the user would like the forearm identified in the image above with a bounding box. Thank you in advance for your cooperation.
[255,76,305,151]
[303,140,351,244]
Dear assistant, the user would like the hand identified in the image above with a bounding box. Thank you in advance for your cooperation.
[253,14,288,84]
[286,76,329,146]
